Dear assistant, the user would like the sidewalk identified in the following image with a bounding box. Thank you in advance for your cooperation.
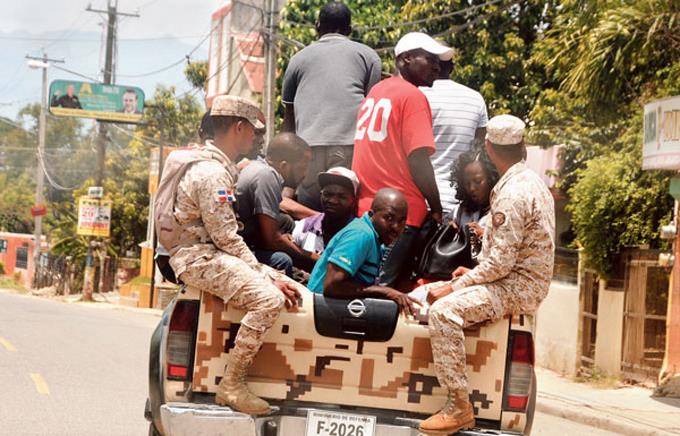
[536,368,680,435]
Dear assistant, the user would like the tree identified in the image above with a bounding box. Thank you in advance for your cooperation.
[184,61,209,90]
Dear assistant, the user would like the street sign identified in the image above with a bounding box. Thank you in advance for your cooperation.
[48,79,145,124]
[31,204,47,217]
[77,196,112,237]
[643,95,680,170]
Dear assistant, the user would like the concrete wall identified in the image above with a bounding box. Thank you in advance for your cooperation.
[594,284,625,375]
[535,280,581,376]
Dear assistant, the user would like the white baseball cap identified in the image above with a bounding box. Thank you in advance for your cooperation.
[318,167,360,195]
[395,32,454,61]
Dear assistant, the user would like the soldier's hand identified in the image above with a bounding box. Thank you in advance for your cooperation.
[426,283,453,305]
[273,280,301,311]
[451,266,471,279]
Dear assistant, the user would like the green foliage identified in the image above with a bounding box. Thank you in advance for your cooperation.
[567,141,672,277]
[184,61,209,90]
[138,85,203,146]
[0,261,5,275]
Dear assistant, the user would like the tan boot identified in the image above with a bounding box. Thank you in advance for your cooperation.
[419,389,475,435]
[215,359,271,415]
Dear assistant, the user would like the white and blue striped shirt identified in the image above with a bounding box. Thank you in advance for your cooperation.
[420,80,488,213]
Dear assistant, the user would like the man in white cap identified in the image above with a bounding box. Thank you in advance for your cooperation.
[155,95,301,415]
[291,167,359,255]
[413,114,555,434]
[352,32,454,290]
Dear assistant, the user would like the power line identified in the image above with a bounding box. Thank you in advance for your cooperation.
[37,147,81,191]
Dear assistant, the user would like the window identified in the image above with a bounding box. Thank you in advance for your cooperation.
[15,246,28,269]
[0,239,7,253]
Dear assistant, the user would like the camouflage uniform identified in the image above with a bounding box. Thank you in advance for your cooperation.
[425,161,555,392]
[170,141,284,366]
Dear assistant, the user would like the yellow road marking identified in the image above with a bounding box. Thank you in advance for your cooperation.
[0,337,17,352]
[30,373,50,395]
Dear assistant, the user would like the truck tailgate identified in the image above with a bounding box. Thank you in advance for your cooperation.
[191,289,509,421]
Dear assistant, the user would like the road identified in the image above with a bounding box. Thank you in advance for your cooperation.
[0,290,618,436]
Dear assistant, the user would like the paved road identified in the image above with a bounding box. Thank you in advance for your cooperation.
[0,290,621,436]
[0,291,159,435]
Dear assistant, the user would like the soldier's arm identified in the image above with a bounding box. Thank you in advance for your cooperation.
[195,173,260,268]
[453,196,525,291]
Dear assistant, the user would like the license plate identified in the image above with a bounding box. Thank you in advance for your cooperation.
[305,410,376,436]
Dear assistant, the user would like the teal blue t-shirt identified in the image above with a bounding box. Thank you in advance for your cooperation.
[307,212,383,293]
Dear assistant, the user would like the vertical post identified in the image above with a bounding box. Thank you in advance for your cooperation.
[32,53,48,287]
[263,0,277,145]
[659,199,680,395]
[148,142,164,309]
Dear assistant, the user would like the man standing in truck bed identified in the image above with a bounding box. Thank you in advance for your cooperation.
[156,95,300,416]
[417,115,555,435]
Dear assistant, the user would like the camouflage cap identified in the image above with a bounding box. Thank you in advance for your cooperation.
[486,114,525,146]
[211,95,266,131]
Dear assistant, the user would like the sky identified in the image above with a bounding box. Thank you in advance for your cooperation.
[0,0,225,120]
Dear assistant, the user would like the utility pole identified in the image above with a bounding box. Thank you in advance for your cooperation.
[82,0,139,300]
[263,0,278,145]
[26,53,64,288]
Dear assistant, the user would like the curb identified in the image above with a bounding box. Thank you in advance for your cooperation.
[536,395,671,436]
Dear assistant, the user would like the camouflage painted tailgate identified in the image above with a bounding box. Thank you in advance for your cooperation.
[191,288,509,421]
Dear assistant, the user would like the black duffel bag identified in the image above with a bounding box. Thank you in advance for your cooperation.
[414,223,475,280]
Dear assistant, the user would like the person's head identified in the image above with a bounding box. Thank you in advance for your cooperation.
[66,84,75,97]
[484,114,526,170]
[394,32,453,87]
[318,167,359,219]
[370,188,408,246]
[316,2,351,36]
[438,58,453,80]
[451,148,499,210]
[198,111,214,142]
[210,95,265,158]
[123,90,138,113]
[266,132,311,188]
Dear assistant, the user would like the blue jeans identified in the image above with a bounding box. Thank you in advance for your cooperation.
[254,250,294,278]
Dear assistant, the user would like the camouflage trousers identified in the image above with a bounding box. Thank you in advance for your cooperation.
[427,284,505,393]
[180,254,285,367]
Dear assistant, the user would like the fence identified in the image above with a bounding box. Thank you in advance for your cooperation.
[33,253,118,295]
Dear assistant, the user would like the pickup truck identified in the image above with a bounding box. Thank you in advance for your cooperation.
[145,284,536,436]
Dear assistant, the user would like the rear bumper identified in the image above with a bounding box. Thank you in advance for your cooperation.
[160,402,524,436]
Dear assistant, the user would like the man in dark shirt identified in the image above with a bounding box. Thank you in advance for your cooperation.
[236,133,316,276]
[52,84,82,109]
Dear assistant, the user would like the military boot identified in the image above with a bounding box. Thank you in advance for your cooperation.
[215,358,271,415]
[419,389,475,435]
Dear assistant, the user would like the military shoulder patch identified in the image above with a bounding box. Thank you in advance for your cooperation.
[215,188,236,204]
[492,212,506,227]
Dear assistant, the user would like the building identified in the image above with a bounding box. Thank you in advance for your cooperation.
[0,232,46,288]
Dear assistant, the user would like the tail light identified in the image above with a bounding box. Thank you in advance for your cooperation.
[504,331,534,411]
[167,300,199,381]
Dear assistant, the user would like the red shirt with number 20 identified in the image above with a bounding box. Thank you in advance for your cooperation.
[351,76,436,227]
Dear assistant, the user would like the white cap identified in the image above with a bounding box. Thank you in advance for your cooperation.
[318,167,360,195]
[486,114,526,145]
[395,32,454,61]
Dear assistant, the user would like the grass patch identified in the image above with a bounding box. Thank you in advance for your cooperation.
[0,276,28,293]
[574,367,622,389]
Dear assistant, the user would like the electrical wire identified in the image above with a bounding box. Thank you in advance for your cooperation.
[37,147,81,191]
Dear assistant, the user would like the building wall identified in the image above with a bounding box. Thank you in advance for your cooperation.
[594,285,625,375]
[535,280,581,376]
[0,232,41,287]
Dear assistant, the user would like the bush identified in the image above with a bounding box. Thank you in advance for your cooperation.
[0,261,4,275]
[567,151,673,277]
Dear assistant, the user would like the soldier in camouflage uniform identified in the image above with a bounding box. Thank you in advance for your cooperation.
[167,95,301,415]
[418,114,555,435]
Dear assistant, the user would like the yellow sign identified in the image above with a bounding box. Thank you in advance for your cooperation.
[77,197,112,237]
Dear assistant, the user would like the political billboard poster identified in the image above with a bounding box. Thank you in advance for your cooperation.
[77,197,112,238]
[49,79,145,124]
[643,96,680,170]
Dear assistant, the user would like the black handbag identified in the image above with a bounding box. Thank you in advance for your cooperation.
[414,223,475,280]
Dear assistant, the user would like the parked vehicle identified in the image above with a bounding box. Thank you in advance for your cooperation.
[145,285,536,436]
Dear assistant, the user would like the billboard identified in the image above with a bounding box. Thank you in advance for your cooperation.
[643,96,680,170]
[77,197,112,238]
[49,79,145,124]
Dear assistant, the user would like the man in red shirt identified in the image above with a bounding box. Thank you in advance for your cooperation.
[352,32,453,289]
